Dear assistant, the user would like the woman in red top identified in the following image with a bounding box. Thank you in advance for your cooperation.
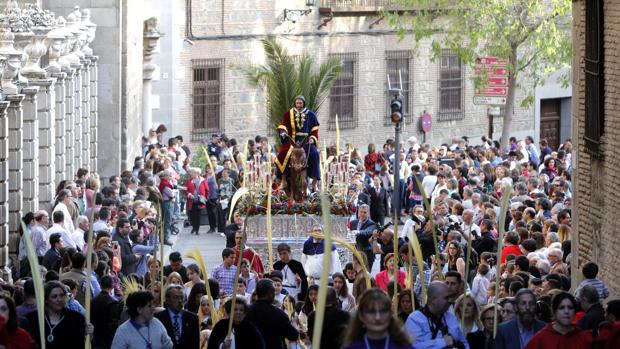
[500,231,523,265]
[375,253,406,291]
[0,293,36,349]
[525,292,592,349]
[364,143,385,175]
[185,167,210,235]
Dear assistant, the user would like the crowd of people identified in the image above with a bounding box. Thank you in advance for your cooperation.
[2,122,620,349]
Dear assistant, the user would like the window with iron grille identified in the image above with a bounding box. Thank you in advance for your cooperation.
[329,53,358,130]
[584,0,604,156]
[385,50,413,125]
[438,49,464,121]
[192,58,224,141]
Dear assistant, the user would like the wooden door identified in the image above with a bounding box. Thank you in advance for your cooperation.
[540,99,561,150]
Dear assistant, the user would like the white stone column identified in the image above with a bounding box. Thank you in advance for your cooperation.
[89,56,98,172]
[21,86,40,214]
[0,101,11,282]
[7,93,25,264]
[52,72,67,185]
[80,58,90,169]
[64,67,75,178]
[31,78,56,212]
[142,17,161,135]
[72,62,82,171]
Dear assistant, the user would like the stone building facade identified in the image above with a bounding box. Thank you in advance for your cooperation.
[0,1,100,280]
[572,0,620,297]
[151,0,536,150]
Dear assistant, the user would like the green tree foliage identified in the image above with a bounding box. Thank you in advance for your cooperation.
[383,0,572,147]
[244,37,343,141]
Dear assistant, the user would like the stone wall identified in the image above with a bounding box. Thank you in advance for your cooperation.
[120,0,144,171]
[0,2,100,281]
[43,0,121,179]
[572,0,620,297]
[165,0,534,151]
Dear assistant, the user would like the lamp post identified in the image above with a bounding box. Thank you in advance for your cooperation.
[390,94,403,225]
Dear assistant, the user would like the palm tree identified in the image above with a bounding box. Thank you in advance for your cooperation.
[245,37,343,140]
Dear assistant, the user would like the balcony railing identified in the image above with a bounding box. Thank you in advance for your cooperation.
[320,0,398,13]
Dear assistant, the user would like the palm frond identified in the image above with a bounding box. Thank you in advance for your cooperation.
[185,249,220,324]
[121,276,144,301]
[310,57,343,113]
[240,37,342,138]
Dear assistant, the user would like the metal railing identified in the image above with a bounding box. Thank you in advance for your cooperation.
[320,0,396,11]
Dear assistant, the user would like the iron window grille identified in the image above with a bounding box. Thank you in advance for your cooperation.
[438,49,464,121]
[191,58,225,141]
[385,50,413,125]
[329,52,358,130]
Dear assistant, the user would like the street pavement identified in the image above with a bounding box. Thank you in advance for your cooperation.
[163,223,226,270]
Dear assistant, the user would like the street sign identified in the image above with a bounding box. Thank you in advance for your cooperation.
[487,76,507,86]
[421,112,432,133]
[476,87,507,96]
[474,56,508,105]
[473,96,507,105]
[475,57,508,65]
[474,67,508,76]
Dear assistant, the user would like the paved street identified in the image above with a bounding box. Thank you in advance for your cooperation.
[163,223,227,270]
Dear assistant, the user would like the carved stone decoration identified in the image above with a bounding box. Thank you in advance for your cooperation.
[81,9,96,56]
[0,24,23,95]
[64,12,80,66]
[142,17,160,135]
[21,26,49,77]
[70,6,87,59]
[12,29,30,86]
[2,1,32,88]
[46,21,65,74]
[21,4,55,77]
[3,1,31,34]
[53,16,71,71]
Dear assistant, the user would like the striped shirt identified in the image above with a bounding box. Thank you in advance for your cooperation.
[575,278,609,300]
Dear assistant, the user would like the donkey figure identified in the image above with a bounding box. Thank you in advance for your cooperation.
[285,136,309,202]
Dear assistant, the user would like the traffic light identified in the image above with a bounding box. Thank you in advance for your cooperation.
[390,96,403,123]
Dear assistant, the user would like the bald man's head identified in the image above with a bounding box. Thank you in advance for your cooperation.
[427,281,451,316]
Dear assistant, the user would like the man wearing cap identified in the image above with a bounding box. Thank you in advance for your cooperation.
[275,96,321,192]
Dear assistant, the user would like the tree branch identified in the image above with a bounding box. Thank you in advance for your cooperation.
[517,49,542,72]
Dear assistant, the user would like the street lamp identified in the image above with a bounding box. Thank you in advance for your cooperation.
[390,94,403,225]
[282,1,315,23]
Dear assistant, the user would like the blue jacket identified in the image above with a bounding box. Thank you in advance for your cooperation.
[494,318,546,349]
[349,218,376,251]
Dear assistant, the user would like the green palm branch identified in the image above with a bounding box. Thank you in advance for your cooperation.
[244,37,342,140]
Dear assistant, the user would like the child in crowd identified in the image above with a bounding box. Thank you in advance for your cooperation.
[575,261,609,301]
[472,263,491,307]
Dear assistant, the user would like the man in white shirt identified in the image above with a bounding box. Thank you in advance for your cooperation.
[460,209,481,239]
[430,173,448,209]
[92,206,111,233]
[26,210,50,261]
[421,165,439,200]
[47,211,78,250]
[73,215,89,251]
